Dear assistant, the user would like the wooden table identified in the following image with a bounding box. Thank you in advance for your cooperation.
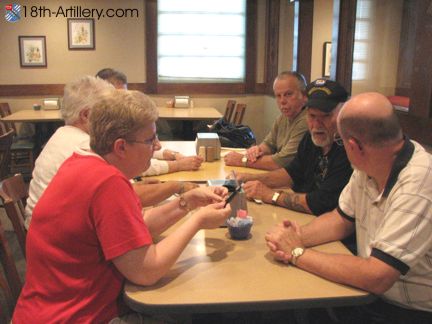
[155,142,265,182]
[0,107,221,123]
[124,203,372,314]
[124,146,372,314]
[0,109,61,123]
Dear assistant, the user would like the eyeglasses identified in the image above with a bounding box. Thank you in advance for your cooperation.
[333,133,344,146]
[316,155,329,183]
[127,134,159,147]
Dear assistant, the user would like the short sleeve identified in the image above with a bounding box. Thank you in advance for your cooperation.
[271,120,308,167]
[372,192,432,269]
[262,119,279,154]
[141,159,169,176]
[91,176,152,260]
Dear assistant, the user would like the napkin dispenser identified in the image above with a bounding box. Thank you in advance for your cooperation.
[196,133,221,161]
[174,96,190,108]
[43,98,60,110]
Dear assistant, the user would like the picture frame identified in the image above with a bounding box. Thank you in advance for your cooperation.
[18,36,47,68]
[67,18,95,50]
[322,41,332,77]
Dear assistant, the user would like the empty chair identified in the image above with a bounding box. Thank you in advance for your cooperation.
[232,103,247,125]
[0,174,28,257]
[0,103,35,176]
[0,130,14,181]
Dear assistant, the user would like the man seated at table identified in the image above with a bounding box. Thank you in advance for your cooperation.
[236,79,352,216]
[224,71,308,170]
[96,67,203,174]
[13,88,232,323]
[265,92,432,323]
[25,76,198,228]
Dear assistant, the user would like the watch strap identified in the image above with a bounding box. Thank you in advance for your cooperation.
[271,191,281,205]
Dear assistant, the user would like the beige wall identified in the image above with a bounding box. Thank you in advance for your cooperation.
[351,0,403,95]
[0,0,281,143]
[311,0,333,81]
[278,2,294,73]
[0,0,145,84]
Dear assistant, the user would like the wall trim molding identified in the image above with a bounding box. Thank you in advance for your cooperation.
[0,82,267,97]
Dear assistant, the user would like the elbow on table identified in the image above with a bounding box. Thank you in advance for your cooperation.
[362,273,399,295]
[125,271,163,286]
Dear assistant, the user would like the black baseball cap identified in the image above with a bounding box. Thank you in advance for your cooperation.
[306,79,348,113]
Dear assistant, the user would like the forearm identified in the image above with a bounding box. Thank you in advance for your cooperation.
[246,155,283,171]
[134,182,181,207]
[301,210,354,247]
[256,168,293,188]
[167,160,179,172]
[116,215,201,286]
[296,249,398,294]
[258,143,272,155]
[276,189,311,214]
[143,196,188,235]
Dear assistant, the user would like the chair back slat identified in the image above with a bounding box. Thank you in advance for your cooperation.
[232,103,247,125]
[0,174,28,257]
[0,221,22,308]
[0,130,14,180]
[223,100,236,123]
[0,103,16,133]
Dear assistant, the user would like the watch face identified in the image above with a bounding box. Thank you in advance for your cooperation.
[241,156,247,163]
[292,247,304,257]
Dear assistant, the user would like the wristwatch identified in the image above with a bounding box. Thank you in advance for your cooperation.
[271,191,281,205]
[291,247,305,266]
[241,155,248,167]
[179,194,191,212]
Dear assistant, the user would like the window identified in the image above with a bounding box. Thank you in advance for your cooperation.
[157,0,246,83]
[352,0,372,81]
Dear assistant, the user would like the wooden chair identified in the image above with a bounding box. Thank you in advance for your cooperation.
[0,130,14,181]
[223,100,236,123]
[232,103,247,125]
[0,220,23,317]
[0,174,28,257]
[0,103,35,176]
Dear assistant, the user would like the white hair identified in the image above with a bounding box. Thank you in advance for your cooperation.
[61,75,114,124]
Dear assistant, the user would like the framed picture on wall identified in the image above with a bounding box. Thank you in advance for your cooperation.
[323,41,332,77]
[68,18,95,50]
[18,36,47,67]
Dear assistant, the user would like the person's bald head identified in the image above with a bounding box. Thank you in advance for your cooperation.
[338,92,402,147]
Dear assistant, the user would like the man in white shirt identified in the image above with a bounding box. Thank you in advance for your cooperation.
[25,76,197,228]
[265,93,432,323]
[96,68,204,176]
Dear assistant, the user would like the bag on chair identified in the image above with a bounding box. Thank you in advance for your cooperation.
[209,118,256,148]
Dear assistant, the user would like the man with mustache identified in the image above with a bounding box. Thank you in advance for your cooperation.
[224,71,308,170]
[237,79,352,216]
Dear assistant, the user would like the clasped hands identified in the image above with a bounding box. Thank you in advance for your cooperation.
[265,220,304,264]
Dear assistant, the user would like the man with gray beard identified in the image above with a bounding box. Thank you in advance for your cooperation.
[237,79,352,216]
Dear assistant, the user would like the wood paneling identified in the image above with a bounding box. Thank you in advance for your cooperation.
[295,0,313,83]
[264,0,280,94]
[145,0,158,94]
[332,0,357,93]
[409,0,432,119]
[245,0,258,93]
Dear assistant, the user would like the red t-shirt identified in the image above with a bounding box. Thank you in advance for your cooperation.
[13,153,152,323]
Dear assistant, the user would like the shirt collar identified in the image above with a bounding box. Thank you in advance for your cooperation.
[382,136,414,198]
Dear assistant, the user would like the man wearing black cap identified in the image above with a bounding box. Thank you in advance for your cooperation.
[237,79,352,216]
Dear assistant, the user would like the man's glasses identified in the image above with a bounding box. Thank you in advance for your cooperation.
[316,155,329,183]
[333,133,344,146]
[127,134,159,147]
